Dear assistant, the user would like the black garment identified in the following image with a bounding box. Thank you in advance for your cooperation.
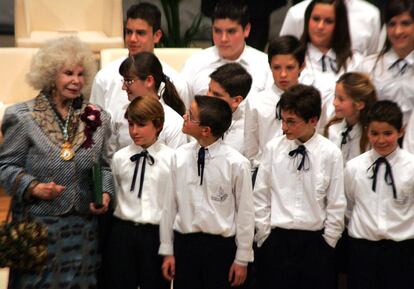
[102,217,169,289]
[348,237,414,289]
[174,231,238,289]
[256,228,336,289]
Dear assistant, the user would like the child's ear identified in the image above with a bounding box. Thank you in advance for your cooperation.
[399,125,405,139]
[145,75,155,88]
[201,126,212,137]
[355,100,365,111]
[243,23,251,38]
[308,116,318,126]
[231,95,244,111]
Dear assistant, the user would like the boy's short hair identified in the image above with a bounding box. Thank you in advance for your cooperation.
[277,84,322,122]
[195,95,232,138]
[126,2,161,32]
[267,35,305,66]
[209,63,252,99]
[367,100,403,131]
[125,95,165,136]
[212,0,250,28]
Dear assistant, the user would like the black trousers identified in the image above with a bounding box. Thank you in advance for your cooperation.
[348,237,414,289]
[102,216,169,289]
[255,228,336,289]
[173,231,239,289]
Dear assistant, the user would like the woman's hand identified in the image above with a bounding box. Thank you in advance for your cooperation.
[31,182,65,200]
[89,192,110,215]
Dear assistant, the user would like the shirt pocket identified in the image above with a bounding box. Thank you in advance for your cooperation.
[394,185,414,206]
[315,173,330,202]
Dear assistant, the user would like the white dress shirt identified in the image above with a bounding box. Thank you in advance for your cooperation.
[223,100,246,154]
[345,148,414,241]
[181,45,273,102]
[280,0,381,56]
[403,111,414,153]
[328,119,365,163]
[107,100,187,158]
[254,132,346,248]
[112,141,176,225]
[244,84,283,168]
[90,56,191,113]
[360,49,414,126]
[300,44,363,130]
[159,139,255,264]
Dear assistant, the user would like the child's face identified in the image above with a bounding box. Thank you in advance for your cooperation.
[128,119,159,149]
[182,100,203,138]
[212,18,250,60]
[387,12,414,56]
[207,79,241,112]
[271,54,302,91]
[122,76,152,102]
[367,121,403,157]
[125,18,161,55]
[308,3,336,52]
[333,82,363,124]
[281,110,317,143]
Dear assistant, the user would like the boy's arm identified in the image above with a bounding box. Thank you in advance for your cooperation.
[344,163,356,224]
[159,154,178,256]
[253,146,272,247]
[244,98,260,168]
[323,152,346,248]
[233,160,255,264]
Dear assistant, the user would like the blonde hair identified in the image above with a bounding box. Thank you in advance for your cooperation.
[26,37,97,98]
[324,72,377,153]
[125,95,165,136]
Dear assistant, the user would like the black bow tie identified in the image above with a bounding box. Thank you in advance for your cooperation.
[288,145,308,171]
[341,125,353,147]
[368,157,397,199]
[389,58,408,75]
[321,55,338,73]
[130,150,155,198]
[198,147,206,185]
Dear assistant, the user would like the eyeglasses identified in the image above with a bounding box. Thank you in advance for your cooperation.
[121,78,136,87]
[281,118,304,127]
[186,109,200,124]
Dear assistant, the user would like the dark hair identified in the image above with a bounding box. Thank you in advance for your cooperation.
[324,72,377,152]
[119,52,186,116]
[125,95,165,136]
[209,63,252,100]
[194,95,232,138]
[367,100,403,131]
[126,2,161,32]
[212,0,250,28]
[301,0,352,72]
[267,35,306,66]
[277,84,322,122]
[378,0,414,55]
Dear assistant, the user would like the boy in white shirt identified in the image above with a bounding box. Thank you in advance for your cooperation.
[103,95,174,289]
[181,0,273,102]
[254,84,346,289]
[160,95,254,289]
[244,35,305,171]
[345,100,414,289]
[206,63,252,154]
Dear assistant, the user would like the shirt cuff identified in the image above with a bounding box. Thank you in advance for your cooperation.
[235,248,254,263]
[158,243,174,256]
[323,234,337,248]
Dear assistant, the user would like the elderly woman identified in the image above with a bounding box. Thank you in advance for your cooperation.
[0,37,113,288]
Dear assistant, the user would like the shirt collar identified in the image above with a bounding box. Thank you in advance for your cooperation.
[307,43,336,62]
[130,140,160,155]
[370,146,400,165]
[292,129,319,151]
[211,44,250,66]
[272,83,285,96]
[196,138,224,159]
[386,49,414,68]
[232,99,245,121]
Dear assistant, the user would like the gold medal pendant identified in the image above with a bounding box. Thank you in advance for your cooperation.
[61,142,75,161]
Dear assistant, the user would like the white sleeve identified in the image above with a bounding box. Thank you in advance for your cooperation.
[279,6,303,38]
[233,159,255,263]
[90,72,108,108]
[244,98,260,168]
[366,10,382,55]
[159,154,178,256]
[253,144,273,247]
[322,151,346,248]
[403,112,414,153]
[344,163,355,225]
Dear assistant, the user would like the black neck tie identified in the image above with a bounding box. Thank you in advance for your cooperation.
[321,55,327,72]
[289,145,308,171]
[198,147,206,185]
[341,125,353,147]
[389,58,408,75]
[368,157,397,199]
[130,150,155,198]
